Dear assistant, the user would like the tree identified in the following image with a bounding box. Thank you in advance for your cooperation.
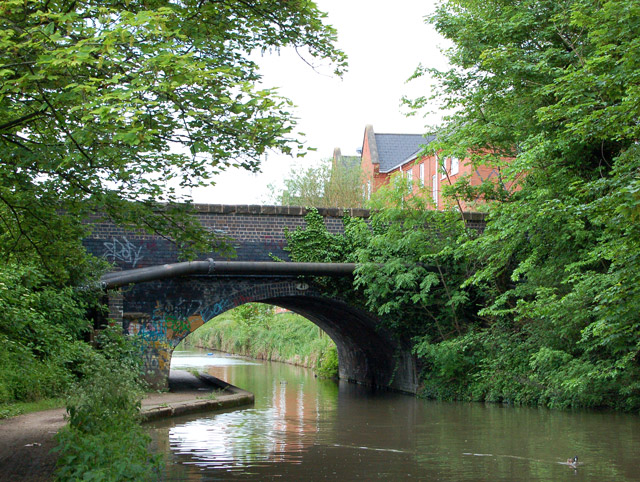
[268,157,364,208]
[326,154,365,208]
[0,0,346,280]
[270,161,330,207]
[401,0,640,408]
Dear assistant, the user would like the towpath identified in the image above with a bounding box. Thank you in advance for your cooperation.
[0,370,253,481]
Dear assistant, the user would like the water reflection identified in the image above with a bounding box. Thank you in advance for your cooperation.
[149,349,640,481]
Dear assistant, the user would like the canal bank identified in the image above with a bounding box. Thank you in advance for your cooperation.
[0,370,254,482]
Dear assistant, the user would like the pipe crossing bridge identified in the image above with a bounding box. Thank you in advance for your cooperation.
[87,204,486,393]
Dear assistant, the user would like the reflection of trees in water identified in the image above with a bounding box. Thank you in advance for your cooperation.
[157,352,640,481]
[162,359,339,473]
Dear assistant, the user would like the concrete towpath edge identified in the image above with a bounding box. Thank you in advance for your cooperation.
[140,385,254,423]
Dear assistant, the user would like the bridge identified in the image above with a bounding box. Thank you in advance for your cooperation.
[86,204,486,394]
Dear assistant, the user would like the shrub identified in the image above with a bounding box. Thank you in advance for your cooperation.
[316,346,339,379]
[54,330,161,481]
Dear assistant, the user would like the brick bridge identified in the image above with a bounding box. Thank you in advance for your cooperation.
[85,204,486,394]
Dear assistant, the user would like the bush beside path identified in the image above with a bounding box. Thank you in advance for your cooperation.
[0,370,253,482]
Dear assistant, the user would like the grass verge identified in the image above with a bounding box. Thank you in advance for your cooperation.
[180,307,339,378]
[0,397,66,419]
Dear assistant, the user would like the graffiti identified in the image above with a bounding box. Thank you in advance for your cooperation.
[131,318,166,342]
[164,314,203,341]
[103,236,144,268]
[156,298,203,322]
[143,300,194,340]
[233,294,253,307]
[165,315,190,335]
[126,292,264,383]
[130,298,223,349]
[199,299,232,321]
[141,349,159,370]
[138,327,167,342]
[138,340,171,372]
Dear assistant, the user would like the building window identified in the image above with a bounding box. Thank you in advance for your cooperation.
[440,157,447,180]
[367,180,371,200]
[419,163,424,186]
[406,170,413,193]
[450,156,459,175]
[432,174,438,207]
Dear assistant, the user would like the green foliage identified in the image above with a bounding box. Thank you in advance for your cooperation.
[268,158,364,208]
[284,208,355,263]
[279,0,640,411]
[0,260,160,476]
[285,170,640,409]
[55,427,160,482]
[0,262,95,404]
[396,0,640,410]
[316,345,339,379]
[282,207,369,299]
[354,178,480,339]
[56,356,160,481]
[63,358,142,436]
[284,188,481,341]
[54,330,161,481]
[269,161,331,207]
[0,2,346,470]
[326,156,365,208]
[183,306,336,371]
[0,0,346,272]
[232,302,274,331]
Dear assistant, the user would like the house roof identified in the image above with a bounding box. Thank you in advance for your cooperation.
[362,125,435,173]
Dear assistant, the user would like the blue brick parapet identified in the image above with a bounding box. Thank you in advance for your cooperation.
[84,204,485,271]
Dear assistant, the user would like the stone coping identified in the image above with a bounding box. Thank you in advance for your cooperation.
[140,390,254,423]
[140,372,254,423]
[191,203,487,221]
[191,203,371,218]
[86,202,486,222]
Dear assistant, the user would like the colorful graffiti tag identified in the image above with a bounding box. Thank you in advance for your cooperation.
[125,285,300,387]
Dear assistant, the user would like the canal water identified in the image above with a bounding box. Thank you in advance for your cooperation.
[148,348,640,481]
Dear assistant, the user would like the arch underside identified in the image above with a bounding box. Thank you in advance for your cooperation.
[264,295,404,390]
[119,276,417,393]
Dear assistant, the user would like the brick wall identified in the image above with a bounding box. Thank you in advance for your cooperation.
[84,205,370,270]
[84,204,486,270]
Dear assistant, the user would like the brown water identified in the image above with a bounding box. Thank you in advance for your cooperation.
[148,348,640,481]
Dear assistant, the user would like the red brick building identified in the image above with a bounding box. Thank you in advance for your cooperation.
[356,124,503,211]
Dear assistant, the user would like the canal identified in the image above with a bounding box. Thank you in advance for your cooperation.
[148,348,640,481]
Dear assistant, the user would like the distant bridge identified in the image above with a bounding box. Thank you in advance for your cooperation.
[86,204,486,393]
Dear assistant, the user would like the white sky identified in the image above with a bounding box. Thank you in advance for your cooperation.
[192,0,449,205]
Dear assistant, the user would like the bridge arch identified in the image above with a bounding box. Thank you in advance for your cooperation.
[118,275,417,393]
[87,204,483,394]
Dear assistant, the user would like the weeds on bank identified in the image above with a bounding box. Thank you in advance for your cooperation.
[0,397,66,419]
[54,328,163,481]
[316,346,339,379]
[181,307,339,378]
[197,389,222,401]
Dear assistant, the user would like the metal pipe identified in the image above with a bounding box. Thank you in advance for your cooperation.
[100,260,357,289]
